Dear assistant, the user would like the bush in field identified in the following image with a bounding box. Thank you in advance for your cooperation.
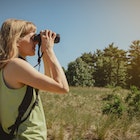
[125,86,140,118]
[102,91,125,118]
[102,86,140,119]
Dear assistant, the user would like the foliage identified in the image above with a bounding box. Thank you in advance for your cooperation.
[66,40,140,88]
[102,88,125,118]
[66,57,94,87]
[93,43,127,87]
[80,52,94,68]
[125,86,140,118]
[93,49,108,87]
[127,40,140,88]
[102,85,140,121]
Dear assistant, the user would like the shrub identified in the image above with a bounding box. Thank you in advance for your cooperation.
[102,93,125,118]
[125,86,140,118]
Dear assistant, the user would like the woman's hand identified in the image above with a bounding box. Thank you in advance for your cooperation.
[40,30,56,53]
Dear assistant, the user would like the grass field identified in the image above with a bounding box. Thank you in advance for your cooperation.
[40,87,140,140]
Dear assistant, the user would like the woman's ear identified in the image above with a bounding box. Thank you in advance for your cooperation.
[16,39,21,48]
[17,44,20,49]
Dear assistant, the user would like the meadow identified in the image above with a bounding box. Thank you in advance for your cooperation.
[40,87,140,140]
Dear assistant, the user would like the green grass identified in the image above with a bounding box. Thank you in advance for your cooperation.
[40,87,140,140]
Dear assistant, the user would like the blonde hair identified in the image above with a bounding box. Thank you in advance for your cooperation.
[0,19,36,69]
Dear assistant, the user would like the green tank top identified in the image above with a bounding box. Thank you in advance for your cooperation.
[0,70,47,140]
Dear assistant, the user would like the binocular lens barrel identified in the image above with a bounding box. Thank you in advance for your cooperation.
[33,33,60,44]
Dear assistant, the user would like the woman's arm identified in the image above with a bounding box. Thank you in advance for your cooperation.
[3,58,69,94]
[42,49,69,93]
[40,29,69,93]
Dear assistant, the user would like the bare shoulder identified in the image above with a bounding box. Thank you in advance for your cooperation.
[6,58,37,74]
[4,58,41,88]
[3,58,34,88]
[8,58,31,68]
[5,57,39,80]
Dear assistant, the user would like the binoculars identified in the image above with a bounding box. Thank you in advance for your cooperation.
[33,33,60,45]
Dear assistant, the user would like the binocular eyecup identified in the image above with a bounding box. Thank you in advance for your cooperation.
[33,33,60,45]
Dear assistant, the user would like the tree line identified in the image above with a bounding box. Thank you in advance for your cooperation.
[65,40,140,89]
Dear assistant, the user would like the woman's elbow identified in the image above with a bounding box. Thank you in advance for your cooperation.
[58,83,69,94]
[64,86,69,93]
[60,86,69,94]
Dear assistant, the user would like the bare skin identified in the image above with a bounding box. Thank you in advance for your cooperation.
[3,30,69,94]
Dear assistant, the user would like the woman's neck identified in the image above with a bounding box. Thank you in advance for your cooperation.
[18,55,26,60]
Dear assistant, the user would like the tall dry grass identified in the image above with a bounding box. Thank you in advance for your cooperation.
[40,87,140,140]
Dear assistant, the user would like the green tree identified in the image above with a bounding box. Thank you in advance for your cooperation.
[104,43,127,87]
[127,40,140,88]
[66,58,94,87]
[80,52,94,83]
[93,49,107,86]
[80,52,94,67]
[93,43,127,87]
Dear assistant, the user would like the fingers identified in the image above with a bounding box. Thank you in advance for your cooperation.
[40,30,56,39]
[39,30,56,52]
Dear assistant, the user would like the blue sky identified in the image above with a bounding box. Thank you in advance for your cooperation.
[1,0,140,71]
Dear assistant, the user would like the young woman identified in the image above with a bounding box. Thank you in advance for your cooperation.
[0,19,69,140]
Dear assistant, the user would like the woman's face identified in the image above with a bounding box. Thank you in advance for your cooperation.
[18,32,37,58]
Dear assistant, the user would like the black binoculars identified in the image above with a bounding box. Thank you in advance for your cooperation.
[33,33,60,45]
